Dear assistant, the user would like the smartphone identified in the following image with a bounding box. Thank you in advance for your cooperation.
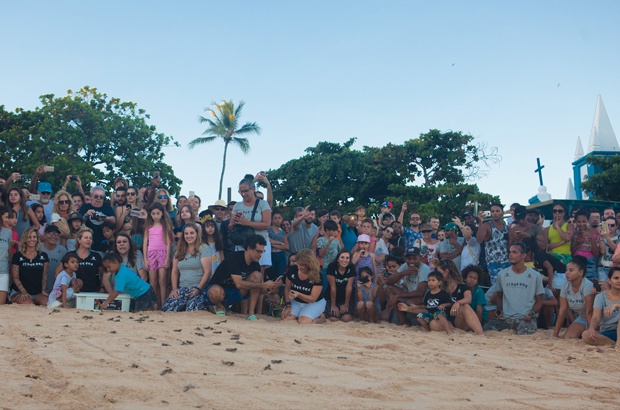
[130,209,142,218]
[70,175,79,181]
[593,282,602,292]
[260,171,265,176]
[483,211,491,218]
[43,166,54,172]
[29,194,41,201]
[189,190,195,198]
[602,221,609,232]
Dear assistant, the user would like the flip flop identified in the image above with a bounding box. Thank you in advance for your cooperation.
[246,314,258,321]
[215,309,226,317]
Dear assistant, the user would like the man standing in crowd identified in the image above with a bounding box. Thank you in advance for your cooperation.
[211,199,228,231]
[508,205,546,251]
[42,225,67,293]
[484,242,544,335]
[288,206,318,253]
[437,222,465,268]
[428,215,440,237]
[398,203,423,249]
[27,165,55,222]
[477,203,510,284]
[80,186,115,252]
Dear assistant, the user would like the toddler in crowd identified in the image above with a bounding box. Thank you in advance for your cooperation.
[48,254,83,308]
[399,271,454,333]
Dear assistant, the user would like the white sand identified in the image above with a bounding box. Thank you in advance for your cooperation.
[1,305,618,409]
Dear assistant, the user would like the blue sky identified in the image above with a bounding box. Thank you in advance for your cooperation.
[1,1,619,211]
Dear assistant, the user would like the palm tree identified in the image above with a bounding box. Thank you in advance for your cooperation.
[188,100,261,199]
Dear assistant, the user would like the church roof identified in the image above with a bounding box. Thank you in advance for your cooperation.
[574,136,584,160]
[587,95,618,153]
[566,178,576,200]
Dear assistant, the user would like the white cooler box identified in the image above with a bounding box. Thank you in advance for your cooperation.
[75,292,132,312]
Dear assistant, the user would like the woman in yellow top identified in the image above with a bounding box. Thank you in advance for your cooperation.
[545,203,573,291]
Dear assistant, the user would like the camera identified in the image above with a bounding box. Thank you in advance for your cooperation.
[70,175,78,181]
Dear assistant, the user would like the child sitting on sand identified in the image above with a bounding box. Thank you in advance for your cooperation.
[357,267,381,323]
[399,271,453,333]
[48,254,83,309]
[100,253,158,312]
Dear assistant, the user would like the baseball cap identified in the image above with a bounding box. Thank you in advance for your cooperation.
[405,247,421,256]
[514,205,527,220]
[44,225,60,234]
[381,201,393,208]
[443,222,460,231]
[67,212,84,222]
[38,182,52,193]
[357,234,371,243]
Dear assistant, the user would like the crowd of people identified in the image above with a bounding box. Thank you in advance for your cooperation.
[0,166,618,345]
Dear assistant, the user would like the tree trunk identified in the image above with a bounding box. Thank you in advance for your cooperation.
[218,141,229,199]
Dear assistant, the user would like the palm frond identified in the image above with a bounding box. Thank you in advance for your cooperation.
[234,122,261,135]
[234,100,246,117]
[188,136,218,149]
[232,137,250,154]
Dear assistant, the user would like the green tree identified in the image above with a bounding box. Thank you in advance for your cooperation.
[267,130,500,221]
[188,100,261,199]
[0,86,182,194]
[581,155,620,201]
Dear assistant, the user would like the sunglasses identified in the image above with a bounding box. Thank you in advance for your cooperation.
[552,209,564,214]
[421,230,433,233]
[41,192,52,195]
[410,217,421,220]
[58,200,70,205]
[385,230,394,234]
[158,195,169,199]
[92,195,104,200]
[127,192,137,196]
[238,189,251,194]
[213,207,226,211]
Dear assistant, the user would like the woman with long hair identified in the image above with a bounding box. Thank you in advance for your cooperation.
[436,259,484,334]
[162,224,212,312]
[59,228,103,293]
[201,217,224,273]
[10,227,49,305]
[8,188,38,238]
[281,249,326,324]
[114,233,147,280]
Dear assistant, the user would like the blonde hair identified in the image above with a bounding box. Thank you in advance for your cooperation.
[52,190,73,215]
[75,227,94,251]
[295,249,321,283]
[19,227,41,254]
[156,189,173,213]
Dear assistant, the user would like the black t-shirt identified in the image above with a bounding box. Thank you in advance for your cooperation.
[424,289,452,313]
[209,251,261,289]
[286,265,324,303]
[68,251,103,292]
[80,203,115,251]
[326,262,356,305]
[450,283,470,303]
[11,251,49,295]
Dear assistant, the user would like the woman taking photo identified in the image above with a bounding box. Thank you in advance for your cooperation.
[162,224,212,312]
[114,233,147,280]
[436,259,484,334]
[10,227,49,305]
[229,174,272,267]
[8,188,38,239]
[553,255,594,339]
[281,249,326,324]
[115,186,141,233]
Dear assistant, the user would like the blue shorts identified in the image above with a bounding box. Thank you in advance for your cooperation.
[291,298,326,320]
[574,316,588,327]
[601,329,618,342]
[203,285,249,307]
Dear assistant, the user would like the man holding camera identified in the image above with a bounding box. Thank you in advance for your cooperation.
[288,206,318,253]
[80,186,116,251]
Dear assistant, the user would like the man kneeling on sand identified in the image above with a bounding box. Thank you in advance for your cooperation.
[203,234,281,320]
[483,242,544,335]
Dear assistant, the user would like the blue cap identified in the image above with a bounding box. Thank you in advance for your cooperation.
[38,181,52,193]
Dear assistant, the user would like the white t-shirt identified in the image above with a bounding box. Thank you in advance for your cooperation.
[495,266,544,317]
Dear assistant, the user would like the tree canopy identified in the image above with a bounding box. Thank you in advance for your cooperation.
[581,155,620,201]
[0,86,181,194]
[266,130,500,221]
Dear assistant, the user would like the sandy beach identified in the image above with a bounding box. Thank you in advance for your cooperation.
[1,305,618,409]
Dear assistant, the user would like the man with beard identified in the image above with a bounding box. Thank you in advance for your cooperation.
[508,205,546,252]
[288,206,318,253]
[477,203,510,284]
[80,186,116,252]
[389,221,406,248]
[398,203,423,250]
